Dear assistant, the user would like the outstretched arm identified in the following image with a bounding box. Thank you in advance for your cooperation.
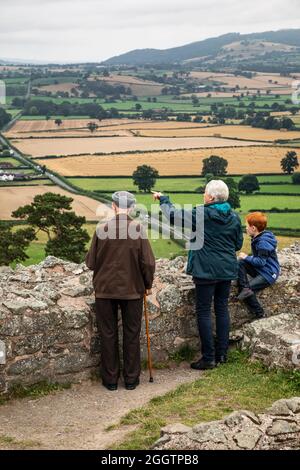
[152,192,195,230]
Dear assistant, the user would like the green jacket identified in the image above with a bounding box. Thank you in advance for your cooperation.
[160,196,243,281]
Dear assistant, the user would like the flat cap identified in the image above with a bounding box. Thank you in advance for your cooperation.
[112,191,136,209]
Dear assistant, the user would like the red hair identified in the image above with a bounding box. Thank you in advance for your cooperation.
[246,212,267,233]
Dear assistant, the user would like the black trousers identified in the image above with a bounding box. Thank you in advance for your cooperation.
[95,298,143,385]
[195,281,231,362]
[238,259,270,315]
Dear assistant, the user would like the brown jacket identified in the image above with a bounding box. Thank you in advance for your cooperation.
[85,214,155,299]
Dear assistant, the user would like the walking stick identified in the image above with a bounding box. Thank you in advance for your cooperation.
[144,293,154,383]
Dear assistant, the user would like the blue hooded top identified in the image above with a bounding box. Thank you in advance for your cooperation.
[245,230,280,284]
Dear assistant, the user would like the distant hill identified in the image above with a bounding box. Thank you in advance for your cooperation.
[103,29,300,66]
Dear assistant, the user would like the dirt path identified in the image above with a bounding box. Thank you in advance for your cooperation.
[0,366,200,450]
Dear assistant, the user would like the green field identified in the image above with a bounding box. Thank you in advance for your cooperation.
[31,77,79,86]
[2,78,29,84]
[14,230,299,267]
[265,213,300,230]
[5,108,22,118]
[16,92,297,116]
[67,177,300,231]
[258,184,300,194]
[0,157,22,166]
[240,194,300,211]
[0,180,53,187]
[67,177,206,192]
[67,175,295,193]
[13,224,183,267]
[134,193,300,211]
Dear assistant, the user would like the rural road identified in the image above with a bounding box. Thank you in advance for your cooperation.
[0,133,92,195]
[1,127,188,243]
[0,366,201,450]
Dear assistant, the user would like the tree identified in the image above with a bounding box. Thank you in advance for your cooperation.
[55,118,62,127]
[135,103,142,111]
[205,173,214,183]
[222,177,241,209]
[281,151,299,174]
[132,165,159,192]
[292,172,300,184]
[238,174,260,194]
[29,106,38,116]
[12,193,90,263]
[202,155,228,177]
[0,109,12,129]
[87,121,98,133]
[0,222,36,266]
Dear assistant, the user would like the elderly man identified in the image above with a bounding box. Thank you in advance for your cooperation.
[153,180,243,370]
[86,191,155,391]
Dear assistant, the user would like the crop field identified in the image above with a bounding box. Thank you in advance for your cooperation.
[134,125,300,142]
[11,135,264,158]
[0,186,112,221]
[90,74,163,96]
[37,146,296,176]
[37,82,80,94]
[4,118,139,135]
[190,72,295,90]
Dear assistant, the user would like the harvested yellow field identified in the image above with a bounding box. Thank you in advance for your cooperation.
[12,135,264,158]
[0,186,111,221]
[6,129,132,139]
[37,146,293,176]
[135,125,300,142]
[5,118,139,135]
[37,82,79,94]
[190,72,294,90]
[90,74,163,96]
[5,120,214,139]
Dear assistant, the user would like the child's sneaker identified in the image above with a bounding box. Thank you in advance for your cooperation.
[237,288,254,300]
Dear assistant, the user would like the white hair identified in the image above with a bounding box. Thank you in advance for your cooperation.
[205,180,229,202]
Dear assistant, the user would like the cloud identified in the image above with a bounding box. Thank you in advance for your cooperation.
[0,0,299,62]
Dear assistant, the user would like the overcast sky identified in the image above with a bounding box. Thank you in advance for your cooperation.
[1,0,299,63]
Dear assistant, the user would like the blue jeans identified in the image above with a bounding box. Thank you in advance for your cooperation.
[195,281,231,362]
[238,259,270,316]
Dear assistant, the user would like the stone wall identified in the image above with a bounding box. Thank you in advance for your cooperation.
[153,397,300,450]
[0,243,299,393]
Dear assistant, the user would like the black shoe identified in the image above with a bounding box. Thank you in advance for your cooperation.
[216,355,227,365]
[237,288,254,301]
[125,379,140,390]
[254,311,266,320]
[190,358,216,370]
[102,382,118,391]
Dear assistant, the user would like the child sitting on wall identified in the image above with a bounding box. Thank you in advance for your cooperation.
[237,212,280,318]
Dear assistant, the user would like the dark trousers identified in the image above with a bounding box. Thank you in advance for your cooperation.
[195,281,231,362]
[238,259,270,316]
[95,298,143,385]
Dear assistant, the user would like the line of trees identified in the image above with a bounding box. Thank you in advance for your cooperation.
[243,114,295,130]
[22,99,120,119]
